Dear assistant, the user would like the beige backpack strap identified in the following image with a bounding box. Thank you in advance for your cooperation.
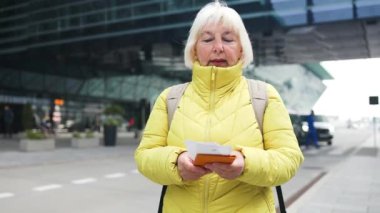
[248,79,285,213]
[167,82,189,128]
[247,79,268,134]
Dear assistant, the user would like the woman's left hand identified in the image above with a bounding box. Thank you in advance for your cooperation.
[204,150,245,180]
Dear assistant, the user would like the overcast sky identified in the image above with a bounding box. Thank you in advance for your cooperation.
[314,58,380,119]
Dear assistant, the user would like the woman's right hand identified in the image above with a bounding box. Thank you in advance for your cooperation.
[177,152,211,181]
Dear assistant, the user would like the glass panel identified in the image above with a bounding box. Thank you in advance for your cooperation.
[84,13,105,24]
[313,0,350,5]
[270,0,306,10]
[270,0,307,26]
[273,10,307,26]
[131,3,161,16]
[116,8,132,19]
[311,3,353,23]
[356,0,380,18]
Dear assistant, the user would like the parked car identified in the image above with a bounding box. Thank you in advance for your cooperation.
[290,114,334,146]
[290,114,307,145]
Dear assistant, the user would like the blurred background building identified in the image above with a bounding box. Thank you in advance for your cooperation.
[0,0,379,133]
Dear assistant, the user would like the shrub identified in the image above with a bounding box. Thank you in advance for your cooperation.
[26,129,46,140]
[103,104,125,126]
[85,130,94,138]
[72,131,82,139]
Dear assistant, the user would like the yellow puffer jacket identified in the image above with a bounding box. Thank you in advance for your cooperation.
[135,62,304,213]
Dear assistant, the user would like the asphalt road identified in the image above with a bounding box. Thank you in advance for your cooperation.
[0,126,372,213]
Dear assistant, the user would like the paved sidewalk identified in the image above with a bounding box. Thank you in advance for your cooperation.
[0,132,139,169]
[1,130,375,212]
[0,134,323,212]
[288,137,380,213]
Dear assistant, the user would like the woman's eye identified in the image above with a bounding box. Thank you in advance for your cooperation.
[203,38,213,42]
[223,38,234,42]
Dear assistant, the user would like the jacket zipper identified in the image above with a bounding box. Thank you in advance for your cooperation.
[206,67,217,139]
[203,67,217,213]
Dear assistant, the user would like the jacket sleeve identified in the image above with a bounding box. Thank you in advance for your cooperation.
[237,84,304,187]
[134,88,185,185]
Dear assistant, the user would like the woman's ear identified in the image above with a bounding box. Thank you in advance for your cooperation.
[239,50,243,60]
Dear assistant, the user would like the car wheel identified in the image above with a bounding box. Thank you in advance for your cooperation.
[327,140,332,145]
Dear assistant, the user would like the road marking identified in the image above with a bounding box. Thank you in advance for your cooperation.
[285,171,327,211]
[33,184,62,192]
[72,178,97,184]
[130,169,139,174]
[105,173,126,179]
[0,192,14,199]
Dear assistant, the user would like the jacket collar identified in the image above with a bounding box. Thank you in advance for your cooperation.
[191,61,243,93]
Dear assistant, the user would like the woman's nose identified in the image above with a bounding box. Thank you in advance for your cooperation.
[213,39,224,53]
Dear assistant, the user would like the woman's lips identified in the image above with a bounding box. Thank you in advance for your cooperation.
[209,60,227,66]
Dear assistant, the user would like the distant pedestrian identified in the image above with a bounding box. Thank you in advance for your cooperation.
[127,117,135,132]
[306,110,319,149]
[3,105,14,138]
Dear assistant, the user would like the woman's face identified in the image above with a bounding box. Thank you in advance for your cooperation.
[195,22,242,67]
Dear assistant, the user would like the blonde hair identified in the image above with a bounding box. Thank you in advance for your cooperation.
[184,1,253,69]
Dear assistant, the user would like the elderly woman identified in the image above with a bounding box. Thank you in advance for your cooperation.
[135,1,304,212]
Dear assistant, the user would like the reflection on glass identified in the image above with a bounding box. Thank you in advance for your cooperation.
[311,1,353,23]
[356,0,380,18]
[270,0,307,26]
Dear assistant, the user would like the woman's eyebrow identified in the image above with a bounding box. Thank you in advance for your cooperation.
[200,31,213,36]
[222,31,234,36]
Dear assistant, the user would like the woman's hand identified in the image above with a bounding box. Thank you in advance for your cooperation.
[177,152,211,181]
[204,151,245,180]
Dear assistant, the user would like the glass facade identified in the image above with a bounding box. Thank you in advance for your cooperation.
[2,0,379,54]
[0,0,379,128]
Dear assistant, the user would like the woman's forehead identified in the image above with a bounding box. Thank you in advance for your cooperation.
[199,22,237,34]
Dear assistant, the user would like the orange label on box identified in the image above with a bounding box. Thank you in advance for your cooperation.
[193,154,236,166]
